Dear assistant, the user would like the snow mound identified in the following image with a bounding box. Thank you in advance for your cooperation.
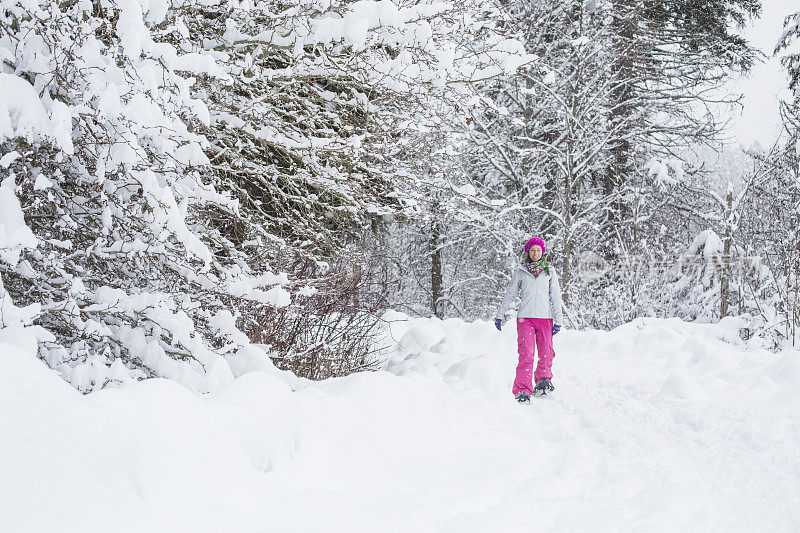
[397,321,447,353]
[2,314,799,531]
[445,354,508,398]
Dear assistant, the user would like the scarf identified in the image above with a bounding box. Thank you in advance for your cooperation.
[524,258,550,277]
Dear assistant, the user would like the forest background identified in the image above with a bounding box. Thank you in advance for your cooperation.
[1,0,799,392]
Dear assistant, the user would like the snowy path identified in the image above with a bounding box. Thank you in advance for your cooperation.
[2,315,800,532]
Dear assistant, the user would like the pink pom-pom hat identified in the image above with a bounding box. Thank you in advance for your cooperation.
[524,237,546,255]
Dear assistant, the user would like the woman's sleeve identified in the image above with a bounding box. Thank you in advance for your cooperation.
[494,269,521,320]
[550,271,564,326]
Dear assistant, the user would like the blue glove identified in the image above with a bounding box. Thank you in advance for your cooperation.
[494,319,502,331]
[552,324,561,335]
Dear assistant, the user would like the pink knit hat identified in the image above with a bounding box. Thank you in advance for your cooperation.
[524,237,546,255]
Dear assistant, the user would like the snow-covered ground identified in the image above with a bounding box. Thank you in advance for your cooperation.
[2,314,799,532]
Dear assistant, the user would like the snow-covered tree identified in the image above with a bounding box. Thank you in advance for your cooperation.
[602,0,761,232]
[777,11,800,148]
[1,0,265,392]
[390,0,762,325]
[0,0,534,389]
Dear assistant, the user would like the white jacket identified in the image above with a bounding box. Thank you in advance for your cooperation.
[495,264,564,325]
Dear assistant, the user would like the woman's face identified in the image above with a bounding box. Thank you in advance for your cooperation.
[529,245,543,261]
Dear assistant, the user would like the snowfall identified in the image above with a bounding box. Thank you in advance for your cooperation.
[2,313,799,532]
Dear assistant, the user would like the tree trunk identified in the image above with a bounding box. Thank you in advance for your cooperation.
[562,72,576,307]
[430,219,444,318]
[605,0,637,245]
[720,190,732,318]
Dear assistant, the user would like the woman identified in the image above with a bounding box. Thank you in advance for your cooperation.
[494,236,564,403]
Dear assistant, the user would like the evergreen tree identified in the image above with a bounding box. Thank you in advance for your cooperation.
[776,10,800,143]
[603,0,761,239]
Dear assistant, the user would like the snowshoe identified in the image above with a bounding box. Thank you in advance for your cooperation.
[515,392,531,404]
[534,379,555,396]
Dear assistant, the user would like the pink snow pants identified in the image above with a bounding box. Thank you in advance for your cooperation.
[512,317,555,395]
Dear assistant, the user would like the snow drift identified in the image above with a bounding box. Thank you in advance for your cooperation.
[1,314,799,532]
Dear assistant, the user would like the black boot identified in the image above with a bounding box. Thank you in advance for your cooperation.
[515,392,531,404]
[534,379,554,395]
